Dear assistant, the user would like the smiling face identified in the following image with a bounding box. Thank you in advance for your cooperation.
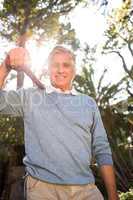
[48,47,76,91]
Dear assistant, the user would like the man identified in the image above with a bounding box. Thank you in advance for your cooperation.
[0,46,119,200]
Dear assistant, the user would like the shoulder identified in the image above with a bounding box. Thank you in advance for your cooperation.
[19,87,45,96]
[76,93,97,108]
[16,87,45,104]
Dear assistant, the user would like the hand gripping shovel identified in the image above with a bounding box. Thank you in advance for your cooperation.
[5,54,45,90]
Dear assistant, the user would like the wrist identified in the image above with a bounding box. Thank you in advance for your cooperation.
[108,192,119,200]
[0,62,10,75]
[4,54,12,72]
[0,61,11,89]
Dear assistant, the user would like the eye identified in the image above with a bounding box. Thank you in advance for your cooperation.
[63,63,71,68]
[51,63,59,68]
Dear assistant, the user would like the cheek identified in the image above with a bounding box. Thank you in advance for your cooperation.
[69,69,76,80]
[50,73,56,82]
[49,68,57,78]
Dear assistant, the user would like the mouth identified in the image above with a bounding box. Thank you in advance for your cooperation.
[55,76,67,80]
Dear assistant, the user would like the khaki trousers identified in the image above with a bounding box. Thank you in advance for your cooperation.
[26,175,104,200]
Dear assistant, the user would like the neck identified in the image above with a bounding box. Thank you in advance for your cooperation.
[52,84,72,92]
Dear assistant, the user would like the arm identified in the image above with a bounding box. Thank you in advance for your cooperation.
[99,165,119,200]
[91,100,118,200]
[0,61,10,89]
[0,57,24,117]
[0,47,28,89]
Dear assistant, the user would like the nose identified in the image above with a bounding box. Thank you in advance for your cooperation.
[57,65,64,73]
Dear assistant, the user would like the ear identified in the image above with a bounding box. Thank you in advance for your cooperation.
[71,73,75,85]
[72,67,76,80]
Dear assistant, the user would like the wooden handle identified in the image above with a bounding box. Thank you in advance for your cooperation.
[24,67,45,89]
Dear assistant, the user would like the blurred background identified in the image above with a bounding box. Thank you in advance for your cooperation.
[0,0,132,199]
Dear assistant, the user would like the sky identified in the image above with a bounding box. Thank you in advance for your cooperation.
[0,0,128,97]
[69,0,126,82]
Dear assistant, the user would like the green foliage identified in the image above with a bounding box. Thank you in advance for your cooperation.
[73,43,133,193]
[0,0,82,41]
[92,105,133,195]
[0,1,132,196]
[0,144,9,162]
[73,44,126,107]
[55,22,80,49]
[104,0,133,50]
[0,0,82,88]
[74,66,96,98]
[119,189,133,200]
[0,115,24,145]
[73,44,96,98]
[0,115,24,166]
[103,0,133,86]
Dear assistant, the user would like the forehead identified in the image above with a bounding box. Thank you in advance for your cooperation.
[48,53,75,68]
[48,47,75,63]
[51,52,73,61]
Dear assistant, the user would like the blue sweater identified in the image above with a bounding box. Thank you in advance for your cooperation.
[0,87,113,184]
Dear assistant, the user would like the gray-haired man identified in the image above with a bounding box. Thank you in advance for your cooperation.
[0,46,119,200]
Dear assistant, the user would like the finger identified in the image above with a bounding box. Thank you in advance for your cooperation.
[8,47,31,68]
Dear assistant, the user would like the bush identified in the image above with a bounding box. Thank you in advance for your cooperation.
[119,189,133,200]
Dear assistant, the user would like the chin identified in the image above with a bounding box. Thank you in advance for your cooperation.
[54,81,67,87]
[56,84,66,89]
[53,82,69,90]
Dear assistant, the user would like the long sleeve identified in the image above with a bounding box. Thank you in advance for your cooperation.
[91,101,113,166]
[0,89,25,117]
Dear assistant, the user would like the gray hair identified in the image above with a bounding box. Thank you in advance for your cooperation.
[48,45,76,66]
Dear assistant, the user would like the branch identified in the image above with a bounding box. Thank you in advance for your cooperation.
[127,87,133,97]
[48,0,60,10]
[30,0,77,26]
[0,33,12,40]
[126,81,133,97]
[20,1,32,35]
[29,8,49,26]
[127,42,133,57]
[108,51,133,79]
[97,68,107,93]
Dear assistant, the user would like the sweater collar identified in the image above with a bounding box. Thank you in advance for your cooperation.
[45,84,78,95]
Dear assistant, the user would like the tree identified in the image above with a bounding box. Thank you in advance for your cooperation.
[73,44,126,108]
[103,0,133,95]
[73,43,132,193]
[0,0,82,88]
